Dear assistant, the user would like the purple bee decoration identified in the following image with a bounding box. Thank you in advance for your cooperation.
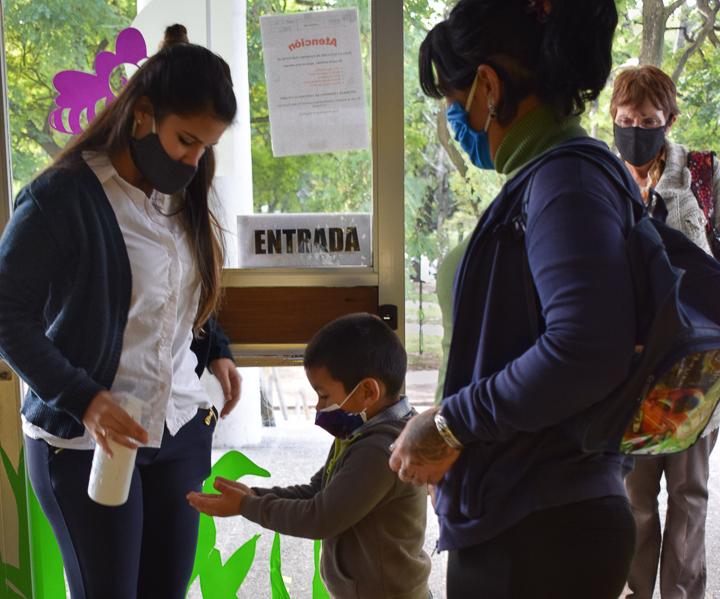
[49,27,148,135]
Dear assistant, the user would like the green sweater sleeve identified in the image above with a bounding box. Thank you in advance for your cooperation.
[240,443,396,540]
[435,237,471,404]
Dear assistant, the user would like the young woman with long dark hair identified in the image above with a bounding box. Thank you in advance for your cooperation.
[0,25,240,598]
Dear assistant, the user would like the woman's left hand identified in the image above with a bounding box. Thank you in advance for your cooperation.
[209,358,242,418]
[389,407,461,486]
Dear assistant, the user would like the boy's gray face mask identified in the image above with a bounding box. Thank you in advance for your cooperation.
[129,118,197,195]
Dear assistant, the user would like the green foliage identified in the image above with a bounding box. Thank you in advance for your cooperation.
[26,480,65,598]
[4,0,135,190]
[407,325,443,370]
[269,532,291,599]
[672,43,720,150]
[5,0,719,255]
[189,449,332,598]
[0,445,65,599]
[0,447,31,599]
[406,297,441,325]
[584,1,720,153]
[312,539,331,599]
[189,450,271,597]
[409,0,720,283]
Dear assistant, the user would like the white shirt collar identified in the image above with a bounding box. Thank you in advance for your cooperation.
[83,150,157,212]
[82,150,117,185]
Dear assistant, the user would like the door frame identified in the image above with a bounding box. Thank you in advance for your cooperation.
[0,0,11,234]
[0,3,30,597]
[219,0,405,364]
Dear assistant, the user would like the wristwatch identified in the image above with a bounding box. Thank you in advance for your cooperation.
[434,411,463,450]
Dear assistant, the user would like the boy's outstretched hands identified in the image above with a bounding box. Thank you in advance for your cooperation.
[186,477,256,517]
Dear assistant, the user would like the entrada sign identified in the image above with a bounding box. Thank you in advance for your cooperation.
[238,213,371,267]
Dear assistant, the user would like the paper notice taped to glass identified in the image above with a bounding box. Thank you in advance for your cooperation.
[259,8,369,157]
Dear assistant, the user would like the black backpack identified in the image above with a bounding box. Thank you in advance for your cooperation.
[517,139,720,456]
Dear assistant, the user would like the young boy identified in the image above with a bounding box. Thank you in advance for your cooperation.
[187,313,431,599]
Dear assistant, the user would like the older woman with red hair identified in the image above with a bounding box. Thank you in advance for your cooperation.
[611,64,720,599]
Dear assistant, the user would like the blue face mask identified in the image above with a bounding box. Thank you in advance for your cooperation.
[446,75,494,170]
[314,382,367,439]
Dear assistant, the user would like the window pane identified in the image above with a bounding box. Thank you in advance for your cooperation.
[246,0,372,217]
[4,0,137,196]
[229,1,374,270]
[403,1,503,386]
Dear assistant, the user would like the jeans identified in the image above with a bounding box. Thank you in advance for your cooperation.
[25,407,216,599]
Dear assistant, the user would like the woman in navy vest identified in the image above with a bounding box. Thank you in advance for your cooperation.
[390,2,638,597]
[0,25,240,598]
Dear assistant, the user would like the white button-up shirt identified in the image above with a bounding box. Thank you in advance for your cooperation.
[23,152,211,448]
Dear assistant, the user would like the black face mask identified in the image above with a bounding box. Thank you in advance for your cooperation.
[613,123,666,167]
[129,120,198,195]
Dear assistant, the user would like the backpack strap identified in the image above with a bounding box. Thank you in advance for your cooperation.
[513,174,542,340]
[687,150,716,237]
[517,139,642,232]
[513,140,644,340]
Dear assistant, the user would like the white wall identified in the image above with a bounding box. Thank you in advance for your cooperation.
[133,0,254,265]
[134,0,259,446]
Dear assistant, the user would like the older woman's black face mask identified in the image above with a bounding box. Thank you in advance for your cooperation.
[613,123,666,167]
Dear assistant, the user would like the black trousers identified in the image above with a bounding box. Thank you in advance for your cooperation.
[447,496,636,599]
[25,408,216,599]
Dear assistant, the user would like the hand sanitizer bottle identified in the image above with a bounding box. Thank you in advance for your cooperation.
[87,394,145,506]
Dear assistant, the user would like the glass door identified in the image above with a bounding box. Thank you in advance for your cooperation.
[218,0,404,366]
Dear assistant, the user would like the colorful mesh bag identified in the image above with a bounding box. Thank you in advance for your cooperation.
[517,139,720,456]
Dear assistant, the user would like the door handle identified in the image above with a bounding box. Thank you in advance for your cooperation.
[378,304,398,330]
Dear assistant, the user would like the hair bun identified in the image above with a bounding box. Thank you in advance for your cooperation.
[162,24,189,49]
